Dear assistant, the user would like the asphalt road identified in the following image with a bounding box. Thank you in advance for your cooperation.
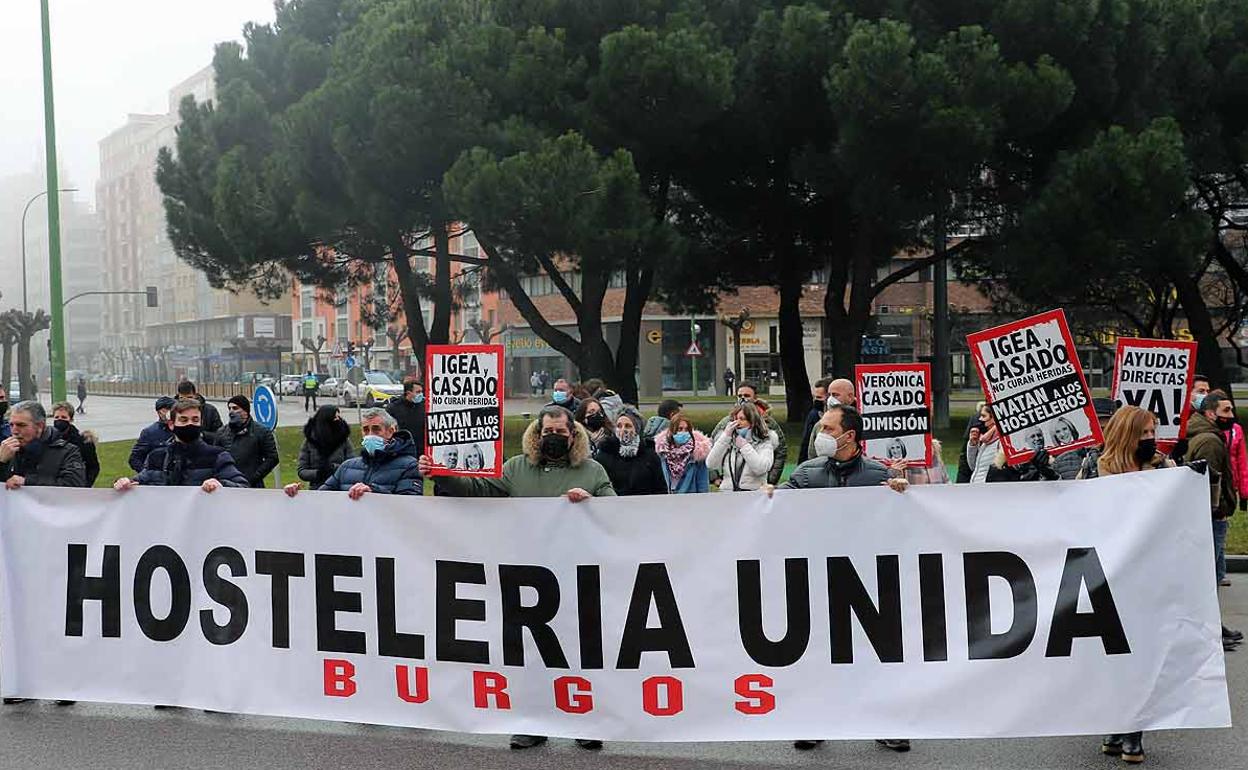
[1,585,1243,769]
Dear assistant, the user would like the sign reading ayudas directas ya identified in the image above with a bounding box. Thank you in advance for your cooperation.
[0,476,1229,741]
[1111,337,1199,452]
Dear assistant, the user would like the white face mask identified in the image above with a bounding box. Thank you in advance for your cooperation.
[814,432,840,458]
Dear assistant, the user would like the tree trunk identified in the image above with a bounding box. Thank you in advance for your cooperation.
[576,268,617,386]
[392,239,432,373]
[778,262,812,422]
[17,336,32,401]
[1169,263,1232,394]
[1,340,12,393]
[431,222,452,346]
[611,265,653,404]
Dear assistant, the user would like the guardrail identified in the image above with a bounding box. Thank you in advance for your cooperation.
[84,381,260,401]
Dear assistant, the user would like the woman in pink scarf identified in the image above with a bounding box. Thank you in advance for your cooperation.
[654,413,711,493]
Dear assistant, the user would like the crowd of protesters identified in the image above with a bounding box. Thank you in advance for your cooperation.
[0,370,1241,764]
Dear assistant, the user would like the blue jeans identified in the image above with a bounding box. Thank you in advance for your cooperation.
[1214,519,1229,584]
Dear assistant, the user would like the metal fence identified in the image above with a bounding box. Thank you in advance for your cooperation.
[84,381,258,401]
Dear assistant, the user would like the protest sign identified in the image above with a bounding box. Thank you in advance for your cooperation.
[424,344,504,477]
[0,472,1229,740]
[1111,338,1199,451]
[855,363,933,467]
[968,309,1101,464]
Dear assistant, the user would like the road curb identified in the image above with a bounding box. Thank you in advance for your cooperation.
[1229,555,1248,573]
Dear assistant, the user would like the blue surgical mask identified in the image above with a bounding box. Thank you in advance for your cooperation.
[1192,393,1206,411]
[361,435,386,454]
[736,427,752,440]
[552,390,568,404]
[412,392,424,404]
[673,431,691,446]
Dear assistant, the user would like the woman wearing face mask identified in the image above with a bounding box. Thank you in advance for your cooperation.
[51,401,99,487]
[654,413,712,494]
[296,405,356,489]
[1080,405,1172,765]
[967,405,1001,484]
[593,409,668,495]
[575,398,613,453]
[707,403,776,491]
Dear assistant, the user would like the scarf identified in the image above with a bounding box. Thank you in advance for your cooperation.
[658,434,696,489]
[979,426,999,446]
[618,434,640,458]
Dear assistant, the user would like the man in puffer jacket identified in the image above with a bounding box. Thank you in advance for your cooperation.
[286,408,421,499]
[114,399,248,492]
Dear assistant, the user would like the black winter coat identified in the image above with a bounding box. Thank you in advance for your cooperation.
[135,438,248,488]
[297,420,355,487]
[194,396,224,444]
[386,397,426,455]
[130,420,172,473]
[55,423,100,486]
[0,428,85,487]
[593,436,668,496]
[216,419,280,487]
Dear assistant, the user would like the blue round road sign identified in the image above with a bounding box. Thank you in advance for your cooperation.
[345,355,357,369]
[253,385,279,430]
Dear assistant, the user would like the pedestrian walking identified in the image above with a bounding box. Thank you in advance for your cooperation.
[216,395,280,488]
[0,401,86,489]
[1092,405,1176,765]
[303,370,321,412]
[387,379,426,456]
[418,404,613,752]
[76,377,88,415]
[296,405,356,489]
[575,397,613,454]
[286,408,421,498]
[113,399,248,492]
[594,408,667,495]
[722,367,735,398]
[539,370,550,390]
[654,413,712,493]
[51,401,100,487]
[707,402,776,492]
[530,370,541,396]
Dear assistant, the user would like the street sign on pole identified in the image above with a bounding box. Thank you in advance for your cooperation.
[345,355,357,370]
[251,384,280,486]
[685,341,703,357]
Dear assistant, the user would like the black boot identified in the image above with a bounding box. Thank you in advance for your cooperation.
[509,734,548,750]
[1224,626,1244,642]
[575,739,603,750]
[875,739,912,752]
[1120,732,1144,764]
[794,740,823,750]
[2,698,29,705]
[1102,734,1124,755]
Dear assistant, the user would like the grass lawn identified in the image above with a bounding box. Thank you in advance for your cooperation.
[93,405,1248,554]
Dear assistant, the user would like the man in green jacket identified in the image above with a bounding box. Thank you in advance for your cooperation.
[1184,391,1242,650]
[418,404,614,750]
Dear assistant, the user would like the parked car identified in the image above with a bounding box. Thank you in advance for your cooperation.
[279,375,303,395]
[339,371,403,407]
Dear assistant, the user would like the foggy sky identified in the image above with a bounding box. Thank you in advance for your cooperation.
[0,0,276,201]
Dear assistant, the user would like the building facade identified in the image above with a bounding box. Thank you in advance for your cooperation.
[96,67,292,381]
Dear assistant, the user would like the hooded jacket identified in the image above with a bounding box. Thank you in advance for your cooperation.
[0,427,86,487]
[1186,412,1237,518]
[216,417,280,488]
[319,430,422,495]
[55,422,99,486]
[133,437,248,488]
[593,435,668,496]
[782,451,890,489]
[436,420,615,498]
[654,428,712,494]
[297,415,356,487]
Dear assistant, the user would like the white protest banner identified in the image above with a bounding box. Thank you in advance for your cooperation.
[424,344,504,477]
[968,309,1102,464]
[1111,338,1199,451]
[856,363,933,467]
[0,471,1229,741]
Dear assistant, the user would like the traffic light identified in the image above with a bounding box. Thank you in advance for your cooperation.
[347,340,356,357]
[145,286,158,308]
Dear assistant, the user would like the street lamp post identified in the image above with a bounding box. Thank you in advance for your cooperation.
[690,320,701,397]
[40,0,69,402]
[20,187,77,312]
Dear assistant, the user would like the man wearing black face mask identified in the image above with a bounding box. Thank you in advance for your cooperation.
[215,395,279,488]
[418,404,614,752]
[51,401,99,486]
[386,379,426,456]
[113,400,248,492]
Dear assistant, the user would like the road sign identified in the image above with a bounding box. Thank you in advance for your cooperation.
[332,338,344,359]
[347,366,366,386]
[345,355,357,369]
[685,341,704,357]
[252,385,278,430]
